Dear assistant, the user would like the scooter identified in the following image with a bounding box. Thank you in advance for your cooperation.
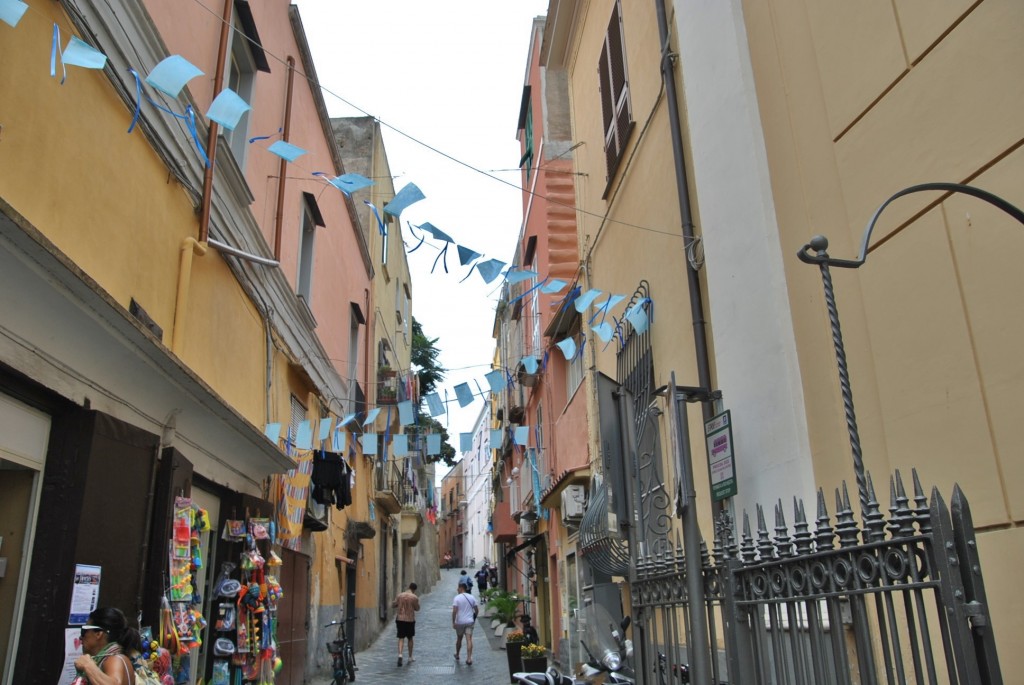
[513,602,635,685]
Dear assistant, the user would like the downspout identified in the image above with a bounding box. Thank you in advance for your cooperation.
[653,0,712,411]
[364,288,371,410]
[198,0,234,244]
[273,57,297,260]
[172,237,208,354]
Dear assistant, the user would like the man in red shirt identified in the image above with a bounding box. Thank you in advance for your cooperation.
[392,582,420,666]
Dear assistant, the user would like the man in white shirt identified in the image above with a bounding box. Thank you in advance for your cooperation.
[451,583,479,664]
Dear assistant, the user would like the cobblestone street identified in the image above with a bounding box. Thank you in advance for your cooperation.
[310,568,512,685]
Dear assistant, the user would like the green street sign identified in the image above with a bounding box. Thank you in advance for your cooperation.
[705,410,737,502]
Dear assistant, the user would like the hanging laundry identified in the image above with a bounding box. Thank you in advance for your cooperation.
[311,451,352,510]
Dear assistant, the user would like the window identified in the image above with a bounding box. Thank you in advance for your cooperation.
[289,394,306,449]
[381,222,389,267]
[519,98,534,182]
[598,0,633,193]
[567,345,584,398]
[297,193,324,302]
[349,303,363,391]
[226,24,256,165]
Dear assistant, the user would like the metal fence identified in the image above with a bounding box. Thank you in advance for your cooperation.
[629,468,1001,684]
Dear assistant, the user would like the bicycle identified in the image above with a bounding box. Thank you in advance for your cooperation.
[325,617,357,684]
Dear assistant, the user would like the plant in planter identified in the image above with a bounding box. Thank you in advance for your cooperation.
[504,629,526,683]
[378,387,397,405]
[486,590,524,627]
[520,642,547,673]
[378,364,396,379]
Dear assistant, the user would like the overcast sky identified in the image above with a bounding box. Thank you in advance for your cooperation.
[293,1,550,475]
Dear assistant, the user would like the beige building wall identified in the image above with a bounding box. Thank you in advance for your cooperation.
[737,0,1024,668]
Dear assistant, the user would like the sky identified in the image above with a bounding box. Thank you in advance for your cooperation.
[292,1,550,475]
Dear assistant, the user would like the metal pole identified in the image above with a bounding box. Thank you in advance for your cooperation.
[807,236,868,512]
[669,374,712,684]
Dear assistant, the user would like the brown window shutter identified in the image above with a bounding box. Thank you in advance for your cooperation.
[600,0,631,189]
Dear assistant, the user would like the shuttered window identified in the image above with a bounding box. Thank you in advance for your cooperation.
[598,0,633,195]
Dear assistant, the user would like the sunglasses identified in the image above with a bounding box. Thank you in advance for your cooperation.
[80,625,106,636]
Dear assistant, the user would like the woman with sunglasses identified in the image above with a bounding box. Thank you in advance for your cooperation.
[73,607,142,685]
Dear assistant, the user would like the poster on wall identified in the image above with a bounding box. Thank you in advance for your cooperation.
[68,564,101,625]
[57,628,84,685]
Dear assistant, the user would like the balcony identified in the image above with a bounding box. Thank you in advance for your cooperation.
[373,458,402,514]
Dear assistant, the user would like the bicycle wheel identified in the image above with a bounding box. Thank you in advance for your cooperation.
[345,643,357,681]
[333,664,348,685]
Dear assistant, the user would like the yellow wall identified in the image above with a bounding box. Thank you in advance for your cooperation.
[743,0,1023,669]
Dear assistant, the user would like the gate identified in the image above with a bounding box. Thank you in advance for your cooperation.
[582,270,1003,684]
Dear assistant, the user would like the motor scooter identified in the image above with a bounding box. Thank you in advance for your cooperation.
[513,602,635,685]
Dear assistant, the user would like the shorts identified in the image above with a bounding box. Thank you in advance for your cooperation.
[396,620,415,639]
[454,623,475,637]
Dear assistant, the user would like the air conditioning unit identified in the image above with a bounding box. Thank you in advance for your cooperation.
[561,484,586,521]
[519,516,537,537]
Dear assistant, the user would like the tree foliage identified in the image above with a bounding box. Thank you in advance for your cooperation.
[409,318,455,465]
[411,317,444,397]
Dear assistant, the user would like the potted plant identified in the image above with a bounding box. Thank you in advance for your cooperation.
[504,629,526,683]
[378,364,396,379]
[486,590,523,627]
[520,642,547,673]
[378,386,397,405]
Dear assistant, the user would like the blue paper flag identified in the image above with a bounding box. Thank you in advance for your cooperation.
[264,423,282,444]
[484,369,505,393]
[476,258,506,284]
[426,392,445,417]
[458,245,481,266]
[418,223,454,243]
[514,426,530,446]
[362,433,378,455]
[574,288,603,313]
[540,279,568,294]
[332,428,346,452]
[398,400,414,426]
[522,355,539,374]
[625,298,651,334]
[339,413,357,428]
[505,269,538,285]
[490,429,503,447]
[318,418,332,442]
[295,421,313,450]
[384,183,425,217]
[555,337,577,361]
[454,383,474,408]
[146,55,203,98]
[62,37,107,70]
[460,432,473,452]
[363,408,381,425]
[268,140,307,162]
[426,433,442,456]
[330,174,374,194]
[592,321,615,343]
[206,88,250,131]
[0,0,29,27]
[393,434,409,456]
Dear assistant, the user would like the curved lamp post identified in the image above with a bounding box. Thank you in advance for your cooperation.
[798,182,1024,512]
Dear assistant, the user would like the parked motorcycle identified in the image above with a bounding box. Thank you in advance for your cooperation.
[513,602,635,685]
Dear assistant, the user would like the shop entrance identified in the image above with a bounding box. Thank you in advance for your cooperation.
[0,393,50,685]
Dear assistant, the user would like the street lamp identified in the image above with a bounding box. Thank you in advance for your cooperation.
[797,182,1024,511]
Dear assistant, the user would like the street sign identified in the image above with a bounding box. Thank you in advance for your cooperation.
[705,410,737,502]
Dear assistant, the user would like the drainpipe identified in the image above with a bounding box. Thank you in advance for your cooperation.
[172,237,208,354]
[653,0,712,412]
[364,288,371,410]
[198,0,234,244]
[273,57,297,260]
[653,2,715,683]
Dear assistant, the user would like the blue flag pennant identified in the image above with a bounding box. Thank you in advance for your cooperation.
[384,183,425,217]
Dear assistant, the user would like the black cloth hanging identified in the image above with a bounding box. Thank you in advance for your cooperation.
[311,450,350,510]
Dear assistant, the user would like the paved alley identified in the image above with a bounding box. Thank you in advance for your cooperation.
[310,567,512,685]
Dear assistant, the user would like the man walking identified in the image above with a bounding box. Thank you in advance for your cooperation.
[392,582,420,666]
[474,565,490,594]
[451,583,479,665]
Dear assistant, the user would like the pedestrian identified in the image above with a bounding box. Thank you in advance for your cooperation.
[392,582,420,666]
[488,563,498,587]
[520,615,540,645]
[443,551,452,569]
[73,606,143,685]
[452,582,479,665]
[474,565,490,594]
[458,569,473,592]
